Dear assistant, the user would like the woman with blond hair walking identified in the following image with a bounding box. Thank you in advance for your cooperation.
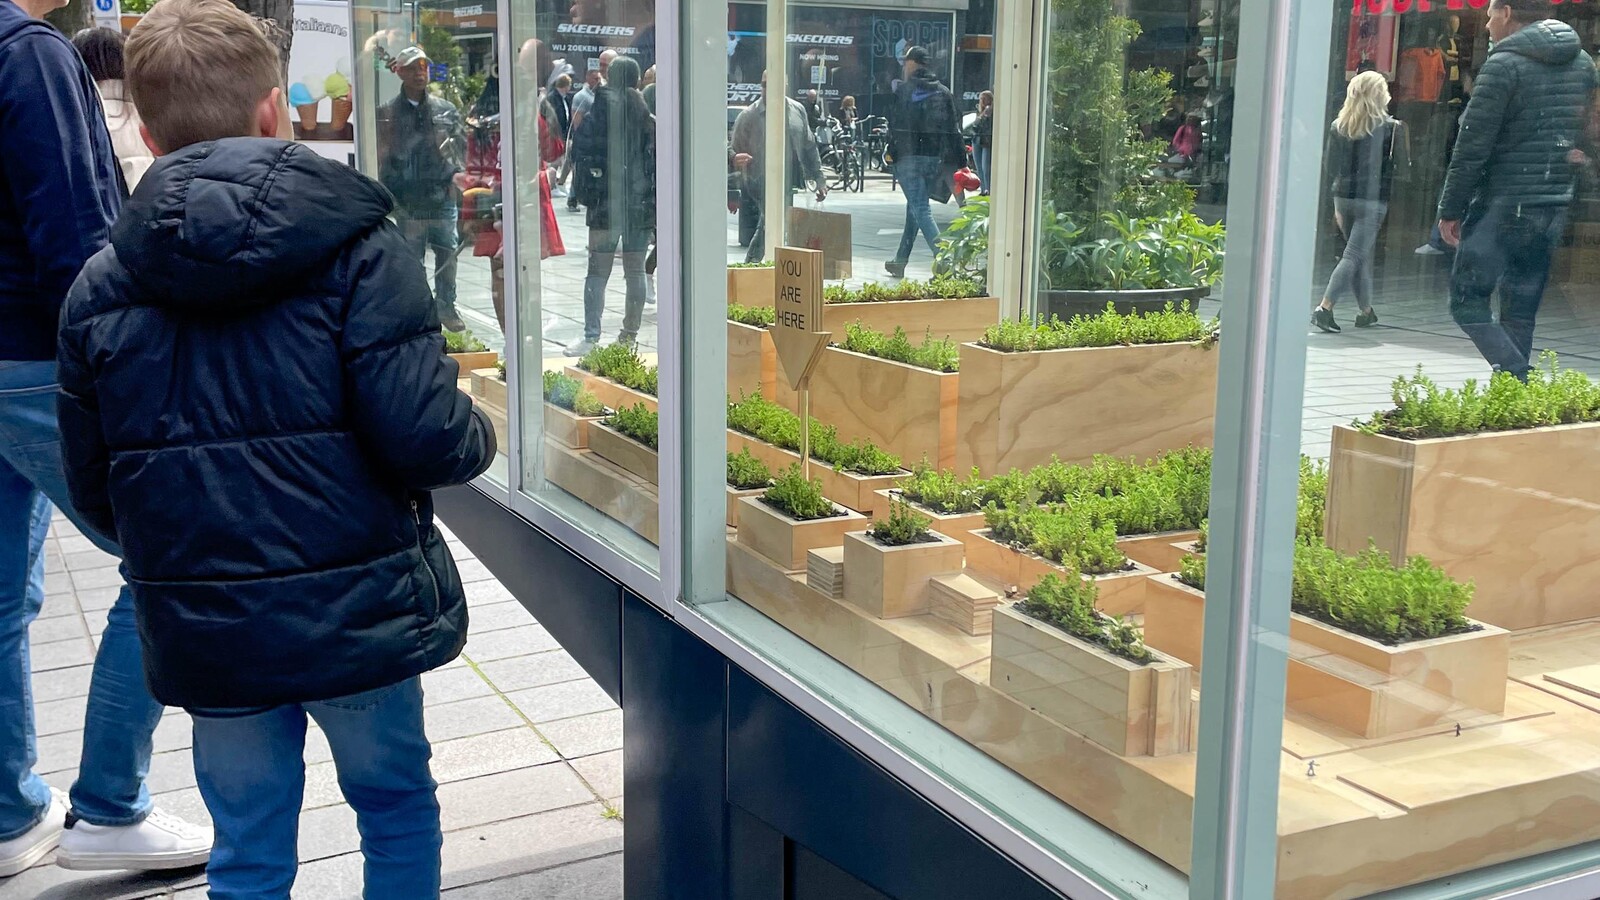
[1313,70,1409,333]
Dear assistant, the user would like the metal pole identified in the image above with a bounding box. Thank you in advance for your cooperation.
[764,0,787,262]
[799,384,811,483]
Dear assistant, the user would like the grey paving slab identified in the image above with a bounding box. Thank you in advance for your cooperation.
[465,600,538,634]
[461,577,513,608]
[423,695,526,744]
[422,665,500,706]
[69,566,124,591]
[439,808,623,893]
[475,650,591,693]
[77,586,121,612]
[63,549,120,571]
[435,764,596,833]
[504,679,618,726]
[442,852,623,900]
[2,865,205,900]
[33,695,87,738]
[427,728,562,785]
[30,614,88,645]
[463,624,560,663]
[29,637,95,673]
[538,711,623,760]
[568,749,623,800]
[452,558,495,584]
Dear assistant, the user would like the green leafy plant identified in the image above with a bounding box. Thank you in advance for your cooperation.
[1018,572,1153,664]
[728,261,773,269]
[985,503,1127,575]
[543,370,607,417]
[936,195,993,281]
[605,403,658,450]
[495,359,507,381]
[762,464,837,520]
[1357,352,1600,440]
[726,394,903,476]
[1176,552,1206,590]
[727,303,776,327]
[1291,542,1476,645]
[727,449,774,490]
[981,302,1215,353]
[822,276,985,305]
[443,330,489,354]
[1298,457,1328,543]
[897,462,990,515]
[578,343,658,396]
[839,323,960,373]
[869,500,934,546]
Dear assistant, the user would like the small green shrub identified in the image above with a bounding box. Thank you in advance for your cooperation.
[839,323,960,373]
[1297,457,1328,543]
[762,464,837,520]
[985,503,1127,575]
[1291,542,1475,645]
[1177,553,1206,590]
[605,403,659,450]
[543,370,605,417]
[822,275,985,305]
[1194,519,1208,554]
[726,394,903,476]
[869,500,933,546]
[726,449,773,490]
[1018,572,1153,664]
[578,343,658,396]
[980,302,1215,353]
[495,359,507,381]
[444,329,489,353]
[727,303,776,327]
[1357,352,1600,440]
[728,261,773,269]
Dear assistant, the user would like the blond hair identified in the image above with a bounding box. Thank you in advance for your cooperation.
[1333,71,1391,140]
[126,0,281,152]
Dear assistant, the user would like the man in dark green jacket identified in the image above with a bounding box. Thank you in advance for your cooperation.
[1438,0,1596,379]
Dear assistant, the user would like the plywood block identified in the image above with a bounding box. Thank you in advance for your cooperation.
[954,340,1218,475]
[962,530,1152,617]
[564,366,658,415]
[727,320,776,402]
[727,266,775,306]
[587,422,658,485]
[470,368,507,409]
[991,605,1194,757]
[871,491,987,545]
[727,486,764,528]
[930,573,1001,636]
[735,495,866,571]
[806,546,845,600]
[448,350,498,373]
[781,346,960,470]
[725,430,904,515]
[1289,613,1509,718]
[841,530,965,619]
[545,402,603,450]
[1116,530,1201,575]
[1544,665,1600,700]
[1143,573,1206,669]
[543,440,659,545]
[1325,422,1600,631]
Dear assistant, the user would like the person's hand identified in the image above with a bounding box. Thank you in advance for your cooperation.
[452,173,475,192]
[734,152,753,169]
[1568,147,1590,167]
[815,183,828,202]
[1439,219,1463,247]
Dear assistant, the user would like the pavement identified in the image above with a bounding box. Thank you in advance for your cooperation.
[0,515,623,900]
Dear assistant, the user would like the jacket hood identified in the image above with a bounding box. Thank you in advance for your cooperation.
[907,68,945,102]
[1494,19,1582,65]
[112,138,392,313]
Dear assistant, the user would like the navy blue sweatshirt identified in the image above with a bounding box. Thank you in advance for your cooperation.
[0,0,121,361]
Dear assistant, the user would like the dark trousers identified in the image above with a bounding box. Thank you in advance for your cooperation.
[1449,200,1566,378]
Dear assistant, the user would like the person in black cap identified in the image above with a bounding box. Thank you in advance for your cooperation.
[885,45,964,278]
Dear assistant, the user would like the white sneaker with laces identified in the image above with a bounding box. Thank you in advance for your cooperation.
[564,338,597,358]
[0,789,66,878]
[56,807,212,872]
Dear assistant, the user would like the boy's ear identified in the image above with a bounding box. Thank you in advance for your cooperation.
[139,123,166,157]
[259,86,285,140]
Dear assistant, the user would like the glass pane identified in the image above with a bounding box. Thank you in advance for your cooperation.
[350,0,510,486]
[506,0,661,567]
[1281,1,1600,896]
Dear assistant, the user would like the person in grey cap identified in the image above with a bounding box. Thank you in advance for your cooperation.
[377,45,468,331]
[885,45,964,278]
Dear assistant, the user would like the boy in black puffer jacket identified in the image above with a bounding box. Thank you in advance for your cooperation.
[55,0,494,895]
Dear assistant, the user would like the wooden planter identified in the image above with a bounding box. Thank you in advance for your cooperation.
[564,366,657,414]
[449,350,498,373]
[728,320,777,401]
[727,266,775,305]
[1143,573,1208,669]
[587,423,658,485]
[820,296,1000,344]
[963,529,1153,617]
[735,495,866,572]
[871,491,986,552]
[1116,530,1202,575]
[726,430,904,516]
[841,530,965,619]
[543,439,659,545]
[954,340,1217,475]
[991,604,1194,757]
[1325,422,1600,632]
[470,369,507,409]
[777,346,960,470]
[1041,286,1209,321]
[544,402,606,450]
[726,485,765,527]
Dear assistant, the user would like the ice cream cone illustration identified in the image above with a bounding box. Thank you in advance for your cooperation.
[288,82,320,135]
[326,73,352,131]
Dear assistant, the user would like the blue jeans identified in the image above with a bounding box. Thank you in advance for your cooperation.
[583,225,651,343]
[893,155,943,264]
[975,146,992,194]
[397,205,460,322]
[1449,200,1566,378]
[0,361,161,840]
[191,678,440,900]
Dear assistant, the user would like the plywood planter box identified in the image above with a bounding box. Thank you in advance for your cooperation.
[470,369,507,409]
[821,296,1001,345]
[1143,574,1207,669]
[543,440,659,545]
[963,529,1154,617]
[991,604,1194,757]
[1286,612,1510,738]
[728,320,777,401]
[726,430,905,516]
[871,490,986,553]
[726,486,765,527]
[954,340,1217,475]
[586,423,658,485]
[841,530,965,619]
[736,495,866,572]
[544,403,607,450]
[1116,530,1202,575]
[727,266,775,305]
[780,346,961,470]
[564,366,657,415]
[449,350,498,373]
[1325,422,1600,632]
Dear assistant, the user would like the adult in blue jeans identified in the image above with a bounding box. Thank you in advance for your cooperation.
[0,0,211,876]
[885,46,965,279]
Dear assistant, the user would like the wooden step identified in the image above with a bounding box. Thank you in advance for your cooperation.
[930,573,1001,636]
[806,547,845,600]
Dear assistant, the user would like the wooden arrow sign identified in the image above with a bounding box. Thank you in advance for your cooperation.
[771,247,830,392]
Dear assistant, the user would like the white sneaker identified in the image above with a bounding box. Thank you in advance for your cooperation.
[0,789,66,878]
[565,338,597,357]
[57,807,211,872]
[1414,243,1447,256]
[550,184,568,198]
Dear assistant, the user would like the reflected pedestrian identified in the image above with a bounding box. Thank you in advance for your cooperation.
[973,90,993,195]
[730,70,826,264]
[1313,71,1408,333]
[72,27,154,190]
[885,46,964,278]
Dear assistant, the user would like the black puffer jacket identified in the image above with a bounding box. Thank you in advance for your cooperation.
[1438,19,1597,220]
[57,139,495,710]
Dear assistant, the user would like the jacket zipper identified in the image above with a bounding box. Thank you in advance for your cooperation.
[412,500,442,615]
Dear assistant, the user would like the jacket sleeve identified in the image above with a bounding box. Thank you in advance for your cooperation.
[0,31,119,315]
[340,222,496,491]
[1438,55,1512,220]
[55,273,118,544]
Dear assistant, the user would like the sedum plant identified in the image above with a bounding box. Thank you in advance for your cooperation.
[1297,457,1328,543]
[985,503,1126,575]
[822,275,985,305]
[869,500,934,546]
[1291,542,1475,645]
[578,343,658,396]
[543,370,605,417]
[1176,552,1206,590]
[762,464,836,520]
[605,403,658,450]
[1019,572,1153,664]
[727,303,776,327]
[726,394,903,476]
[981,302,1215,353]
[726,449,774,490]
[728,261,773,268]
[443,329,488,354]
[839,323,960,373]
[1357,352,1600,440]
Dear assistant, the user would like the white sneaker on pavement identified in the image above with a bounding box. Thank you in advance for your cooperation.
[564,338,597,358]
[0,789,66,878]
[550,184,568,198]
[56,807,212,872]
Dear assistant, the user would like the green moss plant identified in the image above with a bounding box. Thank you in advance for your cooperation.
[605,403,658,450]
[1357,352,1600,440]
[762,464,837,520]
[727,303,776,327]
[1291,542,1475,645]
[1018,572,1153,664]
[726,449,773,490]
[839,323,960,373]
[726,394,903,476]
[868,500,934,546]
[821,275,985,305]
[578,343,658,396]
[443,329,489,354]
[980,302,1214,353]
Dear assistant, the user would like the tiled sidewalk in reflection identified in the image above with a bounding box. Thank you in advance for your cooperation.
[0,516,622,900]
